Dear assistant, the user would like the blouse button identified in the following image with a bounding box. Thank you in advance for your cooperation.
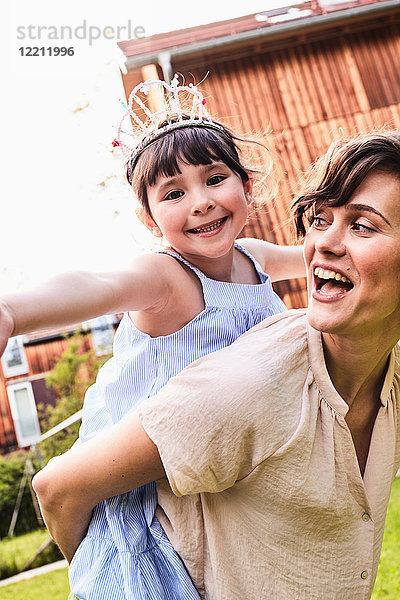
[361,571,368,580]
[362,513,370,522]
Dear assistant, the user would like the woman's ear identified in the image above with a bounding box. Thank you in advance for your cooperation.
[135,207,163,238]
[244,172,254,201]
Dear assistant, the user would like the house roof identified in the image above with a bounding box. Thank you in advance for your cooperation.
[24,324,84,344]
[23,315,123,345]
[118,0,397,69]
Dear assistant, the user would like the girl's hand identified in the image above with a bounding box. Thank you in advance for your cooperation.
[0,301,15,357]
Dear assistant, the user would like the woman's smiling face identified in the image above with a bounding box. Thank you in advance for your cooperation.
[304,170,400,340]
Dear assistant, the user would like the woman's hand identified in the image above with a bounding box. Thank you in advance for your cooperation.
[32,414,164,562]
[0,301,15,357]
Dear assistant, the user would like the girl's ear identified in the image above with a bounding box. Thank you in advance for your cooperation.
[244,172,254,201]
[135,207,163,238]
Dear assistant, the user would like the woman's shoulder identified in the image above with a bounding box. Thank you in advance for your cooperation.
[193,310,310,391]
[239,309,308,343]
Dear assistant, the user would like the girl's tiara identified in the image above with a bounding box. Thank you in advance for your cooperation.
[112,76,228,182]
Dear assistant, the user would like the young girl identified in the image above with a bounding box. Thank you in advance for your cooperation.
[1,79,305,599]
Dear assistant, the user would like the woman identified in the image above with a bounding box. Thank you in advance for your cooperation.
[33,131,400,600]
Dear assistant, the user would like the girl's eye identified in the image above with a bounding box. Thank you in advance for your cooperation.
[207,175,226,186]
[164,190,183,201]
[351,222,375,233]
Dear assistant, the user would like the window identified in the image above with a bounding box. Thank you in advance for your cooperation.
[84,316,115,356]
[1,336,29,377]
[7,382,41,447]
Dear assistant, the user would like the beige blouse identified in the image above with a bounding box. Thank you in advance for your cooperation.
[138,310,400,600]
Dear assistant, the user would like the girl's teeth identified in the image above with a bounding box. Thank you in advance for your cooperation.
[192,219,223,233]
[314,267,349,283]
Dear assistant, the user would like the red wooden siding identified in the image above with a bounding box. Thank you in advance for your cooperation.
[0,362,17,451]
[24,336,92,376]
[164,21,400,307]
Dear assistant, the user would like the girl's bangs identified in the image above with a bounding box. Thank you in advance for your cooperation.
[139,126,246,189]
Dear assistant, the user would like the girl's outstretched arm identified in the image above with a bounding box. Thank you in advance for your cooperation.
[32,412,164,562]
[0,301,15,356]
[0,254,173,357]
[239,238,306,282]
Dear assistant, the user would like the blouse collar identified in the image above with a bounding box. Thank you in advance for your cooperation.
[306,322,397,414]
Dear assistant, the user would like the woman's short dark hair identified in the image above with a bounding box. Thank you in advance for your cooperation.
[126,116,251,217]
[292,131,400,237]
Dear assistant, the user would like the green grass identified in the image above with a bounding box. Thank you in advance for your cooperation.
[0,529,62,580]
[371,477,400,599]
[0,567,69,600]
[1,480,399,599]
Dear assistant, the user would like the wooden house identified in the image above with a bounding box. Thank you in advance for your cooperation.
[117,0,400,308]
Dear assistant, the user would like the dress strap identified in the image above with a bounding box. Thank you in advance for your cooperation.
[158,243,273,309]
[159,242,268,282]
[234,241,269,283]
[158,248,214,306]
[158,249,206,280]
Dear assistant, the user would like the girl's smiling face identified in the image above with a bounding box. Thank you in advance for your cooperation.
[304,170,400,341]
[142,159,251,263]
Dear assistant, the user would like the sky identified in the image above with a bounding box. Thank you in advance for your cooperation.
[3,0,304,293]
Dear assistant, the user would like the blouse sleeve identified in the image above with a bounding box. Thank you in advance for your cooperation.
[138,312,308,497]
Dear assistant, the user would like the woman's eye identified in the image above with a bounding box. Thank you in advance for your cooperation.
[352,222,375,233]
[311,215,329,229]
[164,190,183,201]
[207,175,226,186]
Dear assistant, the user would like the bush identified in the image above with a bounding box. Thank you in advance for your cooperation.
[37,332,108,464]
[0,451,41,539]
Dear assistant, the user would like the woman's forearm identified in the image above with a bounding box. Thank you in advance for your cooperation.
[33,413,164,559]
[33,454,95,562]
[36,480,93,562]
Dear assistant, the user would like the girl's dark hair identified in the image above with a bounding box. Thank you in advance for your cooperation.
[292,131,400,237]
[126,115,251,216]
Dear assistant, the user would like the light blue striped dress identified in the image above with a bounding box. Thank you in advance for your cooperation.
[68,242,286,600]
